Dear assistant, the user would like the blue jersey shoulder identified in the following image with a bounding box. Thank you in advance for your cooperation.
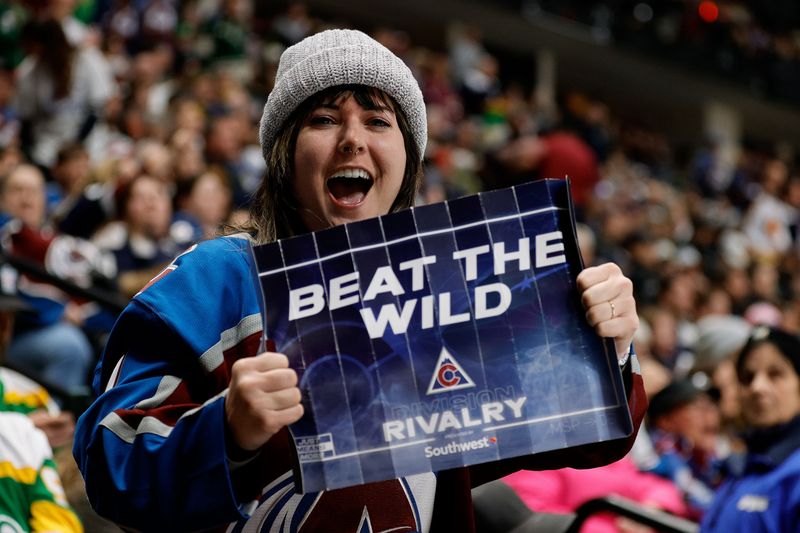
[118,235,263,364]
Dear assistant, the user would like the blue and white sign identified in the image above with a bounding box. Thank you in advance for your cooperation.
[251,179,632,493]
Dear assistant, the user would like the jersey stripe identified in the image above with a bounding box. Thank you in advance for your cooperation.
[199,313,263,373]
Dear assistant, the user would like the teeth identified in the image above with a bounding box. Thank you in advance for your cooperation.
[330,168,371,180]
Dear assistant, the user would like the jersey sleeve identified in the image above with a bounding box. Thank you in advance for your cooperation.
[72,237,273,531]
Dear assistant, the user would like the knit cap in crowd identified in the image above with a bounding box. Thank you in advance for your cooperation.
[259,28,427,162]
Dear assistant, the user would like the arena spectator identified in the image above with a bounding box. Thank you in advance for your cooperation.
[47,143,92,217]
[702,326,800,532]
[14,18,115,168]
[92,173,192,298]
[646,379,725,520]
[173,168,233,242]
[0,164,100,393]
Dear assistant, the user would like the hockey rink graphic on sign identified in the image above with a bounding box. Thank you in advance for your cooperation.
[251,179,633,493]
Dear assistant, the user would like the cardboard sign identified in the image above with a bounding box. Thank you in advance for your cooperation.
[251,179,632,493]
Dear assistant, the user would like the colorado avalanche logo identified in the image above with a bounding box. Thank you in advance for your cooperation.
[426,346,476,394]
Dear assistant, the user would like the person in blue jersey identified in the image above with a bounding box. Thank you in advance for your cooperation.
[702,326,800,533]
[73,29,647,532]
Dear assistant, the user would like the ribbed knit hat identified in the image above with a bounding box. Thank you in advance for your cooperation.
[259,29,427,162]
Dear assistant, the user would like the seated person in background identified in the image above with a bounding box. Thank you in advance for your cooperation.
[646,379,725,520]
[92,173,193,298]
[0,401,83,532]
[0,266,74,452]
[0,279,82,532]
[702,326,800,533]
[55,153,141,240]
[0,164,108,393]
[1,365,75,450]
[47,143,92,218]
[172,168,233,242]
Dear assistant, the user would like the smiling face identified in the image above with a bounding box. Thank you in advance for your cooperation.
[292,92,407,231]
[739,342,800,428]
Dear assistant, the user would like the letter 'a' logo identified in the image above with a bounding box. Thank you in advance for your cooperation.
[427,346,476,394]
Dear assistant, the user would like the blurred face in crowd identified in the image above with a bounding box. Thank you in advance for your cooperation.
[656,394,720,454]
[139,142,174,181]
[786,177,800,209]
[662,273,696,317]
[712,358,741,424]
[175,100,205,133]
[125,175,172,239]
[49,0,77,20]
[649,309,678,361]
[751,262,779,301]
[761,159,788,196]
[724,268,751,303]
[54,150,90,194]
[206,116,242,162]
[1,165,46,228]
[293,92,406,231]
[187,171,231,229]
[738,342,800,428]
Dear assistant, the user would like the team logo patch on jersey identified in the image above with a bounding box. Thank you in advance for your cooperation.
[427,346,475,394]
[736,494,769,512]
[136,244,197,296]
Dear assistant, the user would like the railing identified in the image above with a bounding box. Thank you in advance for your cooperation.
[472,479,700,533]
[1,251,127,314]
[569,495,700,533]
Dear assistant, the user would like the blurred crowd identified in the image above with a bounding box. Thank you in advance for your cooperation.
[0,0,798,530]
[505,0,800,105]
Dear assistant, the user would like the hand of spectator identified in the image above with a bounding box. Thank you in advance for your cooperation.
[28,410,75,449]
[576,262,639,360]
[225,352,304,452]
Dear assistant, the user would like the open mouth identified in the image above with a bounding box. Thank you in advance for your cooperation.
[326,168,374,206]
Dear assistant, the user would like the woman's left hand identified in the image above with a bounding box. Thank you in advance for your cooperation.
[576,262,639,360]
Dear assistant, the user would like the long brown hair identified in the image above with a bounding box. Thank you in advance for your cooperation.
[23,19,75,100]
[233,84,423,244]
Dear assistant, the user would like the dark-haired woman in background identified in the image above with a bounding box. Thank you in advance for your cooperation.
[702,326,800,532]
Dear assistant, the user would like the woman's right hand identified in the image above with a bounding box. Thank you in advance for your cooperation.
[225,352,304,451]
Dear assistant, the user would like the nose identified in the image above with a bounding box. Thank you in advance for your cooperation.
[338,120,365,155]
[749,371,771,394]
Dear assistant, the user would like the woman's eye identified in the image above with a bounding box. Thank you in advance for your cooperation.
[768,368,785,381]
[309,115,335,125]
[369,117,391,127]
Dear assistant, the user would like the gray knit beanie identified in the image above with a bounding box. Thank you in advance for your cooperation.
[259,29,427,162]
